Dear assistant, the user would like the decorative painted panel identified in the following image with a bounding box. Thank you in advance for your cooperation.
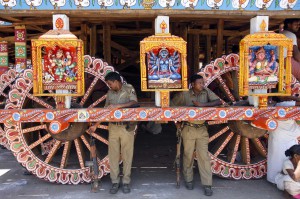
[0,0,298,10]
[32,37,85,96]
[140,35,188,91]
[239,31,293,107]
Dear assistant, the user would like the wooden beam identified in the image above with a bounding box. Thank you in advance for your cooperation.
[187,35,193,77]
[225,37,229,55]
[103,22,111,65]
[116,56,139,71]
[179,23,188,41]
[188,29,246,37]
[27,25,48,33]
[0,16,21,22]
[89,25,97,57]
[217,19,224,57]
[99,36,138,57]
[80,23,88,55]
[206,34,211,65]
[193,34,199,74]
[0,10,299,19]
[97,28,153,35]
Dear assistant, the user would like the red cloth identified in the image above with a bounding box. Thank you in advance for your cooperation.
[293,193,300,199]
[292,58,300,81]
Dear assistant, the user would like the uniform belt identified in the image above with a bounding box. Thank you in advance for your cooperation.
[184,122,205,128]
[111,122,128,126]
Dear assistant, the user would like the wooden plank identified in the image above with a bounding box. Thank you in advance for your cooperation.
[217,19,224,57]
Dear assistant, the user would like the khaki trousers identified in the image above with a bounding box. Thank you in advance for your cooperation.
[108,124,135,184]
[181,125,212,186]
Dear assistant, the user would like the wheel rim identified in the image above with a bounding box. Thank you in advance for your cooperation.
[0,69,19,149]
[5,56,116,184]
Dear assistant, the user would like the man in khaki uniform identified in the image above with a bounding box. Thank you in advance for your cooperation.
[171,74,221,196]
[103,72,138,194]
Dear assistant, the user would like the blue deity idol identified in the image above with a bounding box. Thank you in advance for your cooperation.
[147,48,181,80]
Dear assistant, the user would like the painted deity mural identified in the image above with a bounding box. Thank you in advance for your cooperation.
[147,47,182,89]
[0,0,298,9]
[248,45,278,88]
[43,46,77,87]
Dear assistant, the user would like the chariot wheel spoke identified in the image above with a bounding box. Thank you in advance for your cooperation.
[227,135,241,164]
[88,131,109,145]
[217,76,236,103]
[213,131,234,157]
[88,95,107,108]
[207,120,228,125]
[209,126,229,143]
[241,137,251,165]
[26,93,54,109]
[45,140,62,164]
[22,124,47,134]
[60,141,71,169]
[28,133,51,150]
[80,77,99,106]
[74,138,85,169]
[251,138,267,158]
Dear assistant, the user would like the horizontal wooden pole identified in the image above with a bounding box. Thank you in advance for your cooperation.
[1,107,299,123]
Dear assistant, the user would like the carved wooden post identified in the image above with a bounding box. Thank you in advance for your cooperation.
[0,41,8,74]
[15,25,27,72]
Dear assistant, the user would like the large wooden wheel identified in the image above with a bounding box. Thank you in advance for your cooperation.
[199,54,268,179]
[5,56,117,184]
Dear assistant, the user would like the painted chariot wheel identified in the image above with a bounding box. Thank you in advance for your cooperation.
[199,54,268,179]
[0,69,20,149]
[5,56,118,184]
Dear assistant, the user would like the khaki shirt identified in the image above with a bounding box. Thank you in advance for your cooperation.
[171,88,219,124]
[105,84,137,107]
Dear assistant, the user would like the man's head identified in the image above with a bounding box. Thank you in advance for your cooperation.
[190,74,204,92]
[284,18,300,33]
[105,72,122,91]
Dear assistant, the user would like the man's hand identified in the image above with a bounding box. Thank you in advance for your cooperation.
[175,122,182,129]
[192,100,203,107]
[107,104,122,109]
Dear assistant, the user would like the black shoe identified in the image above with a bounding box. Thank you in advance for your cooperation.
[110,183,120,194]
[185,181,193,190]
[122,183,131,194]
[204,185,213,196]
